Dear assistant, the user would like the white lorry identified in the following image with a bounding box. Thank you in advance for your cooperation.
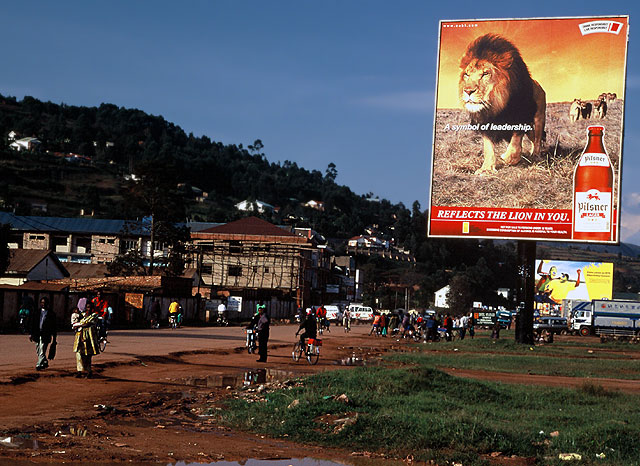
[571,299,640,337]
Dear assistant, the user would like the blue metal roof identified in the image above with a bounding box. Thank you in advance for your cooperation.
[0,212,150,235]
[0,213,224,236]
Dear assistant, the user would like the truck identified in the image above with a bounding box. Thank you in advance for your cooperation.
[571,300,640,338]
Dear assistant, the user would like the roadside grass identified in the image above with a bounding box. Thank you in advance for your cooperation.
[389,350,640,379]
[221,365,640,465]
[393,335,640,379]
[436,330,640,354]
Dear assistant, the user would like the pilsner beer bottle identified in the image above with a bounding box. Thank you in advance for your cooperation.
[572,125,614,241]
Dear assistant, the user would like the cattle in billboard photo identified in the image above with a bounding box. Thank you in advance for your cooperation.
[569,99,582,122]
[599,92,617,105]
[580,100,592,119]
[594,97,607,119]
[459,34,546,175]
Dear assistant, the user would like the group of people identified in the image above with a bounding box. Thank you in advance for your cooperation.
[367,310,477,342]
[24,291,111,377]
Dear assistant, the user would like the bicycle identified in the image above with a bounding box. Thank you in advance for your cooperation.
[292,337,321,365]
[96,319,109,352]
[246,328,257,354]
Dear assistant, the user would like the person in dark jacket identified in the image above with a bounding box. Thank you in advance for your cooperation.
[255,304,270,362]
[296,308,317,348]
[150,298,161,328]
[30,297,57,371]
[444,314,453,341]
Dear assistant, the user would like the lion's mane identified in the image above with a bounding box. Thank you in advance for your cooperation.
[459,34,537,143]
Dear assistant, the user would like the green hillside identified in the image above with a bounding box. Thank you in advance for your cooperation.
[0,94,403,239]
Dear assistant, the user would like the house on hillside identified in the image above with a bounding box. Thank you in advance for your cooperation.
[10,137,41,151]
[0,249,69,286]
[347,235,389,250]
[434,285,450,309]
[304,200,325,211]
[235,199,275,214]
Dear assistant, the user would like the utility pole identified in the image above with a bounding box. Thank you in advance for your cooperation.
[148,214,155,276]
[515,240,535,344]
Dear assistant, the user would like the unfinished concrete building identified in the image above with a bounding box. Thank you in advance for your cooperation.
[191,217,330,319]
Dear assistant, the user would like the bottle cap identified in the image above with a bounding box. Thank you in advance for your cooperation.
[587,125,604,134]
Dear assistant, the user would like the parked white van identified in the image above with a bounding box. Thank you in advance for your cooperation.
[348,303,374,322]
[324,305,342,322]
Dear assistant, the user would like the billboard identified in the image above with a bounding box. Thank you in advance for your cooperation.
[428,16,629,243]
[535,260,613,311]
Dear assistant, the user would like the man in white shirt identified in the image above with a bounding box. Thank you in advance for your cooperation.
[218,301,227,322]
[459,314,470,340]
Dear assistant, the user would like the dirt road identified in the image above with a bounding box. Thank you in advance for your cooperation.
[1,325,638,464]
[0,323,403,464]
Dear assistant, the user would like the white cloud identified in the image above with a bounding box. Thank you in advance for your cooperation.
[620,211,640,243]
[623,192,640,209]
[356,91,434,112]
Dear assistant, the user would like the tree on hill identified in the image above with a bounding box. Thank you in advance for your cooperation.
[123,156,186,275]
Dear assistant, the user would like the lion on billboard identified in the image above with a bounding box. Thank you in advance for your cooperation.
[459,34,546,175]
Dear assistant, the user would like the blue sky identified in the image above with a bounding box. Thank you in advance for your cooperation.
[1,1,639,241]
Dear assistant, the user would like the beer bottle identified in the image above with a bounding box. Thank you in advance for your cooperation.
[572,125,614,241]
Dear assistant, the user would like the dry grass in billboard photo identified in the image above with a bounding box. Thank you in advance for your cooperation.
[430,99,623,210]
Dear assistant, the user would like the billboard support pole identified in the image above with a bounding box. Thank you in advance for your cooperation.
[516,240,535,344]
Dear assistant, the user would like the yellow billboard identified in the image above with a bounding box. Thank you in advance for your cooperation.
[535,259,613,305]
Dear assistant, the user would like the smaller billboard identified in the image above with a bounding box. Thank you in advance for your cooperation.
[535,260,613,312]
[326,284,340,294]
[228,296,243,312]
[474,311,496,326]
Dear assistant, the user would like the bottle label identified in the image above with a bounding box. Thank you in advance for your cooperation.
[574,189,611,232]
[579,152,610,167]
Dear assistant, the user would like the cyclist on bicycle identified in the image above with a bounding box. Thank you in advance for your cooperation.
[169,301,182,328]
[296,308,317,348]
[91,291,109,340]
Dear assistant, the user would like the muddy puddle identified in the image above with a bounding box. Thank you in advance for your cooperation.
[183,369,298,389]
[0,436,39,450]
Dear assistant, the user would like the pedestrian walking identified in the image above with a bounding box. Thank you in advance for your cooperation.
[459,314,469,340]
[444,314,453,341]
[255,304,270,362]
[426,314,437,341]
[30,297,57,371]
[18,293,35,334]
[491,319,501,339]
[342,307,351,332]
[369,312,381,336]
[71,307,100,377]
[150,297,161,328]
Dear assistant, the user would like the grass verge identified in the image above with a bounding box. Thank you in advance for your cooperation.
[392,335,640,380]
[221,363,640,465]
